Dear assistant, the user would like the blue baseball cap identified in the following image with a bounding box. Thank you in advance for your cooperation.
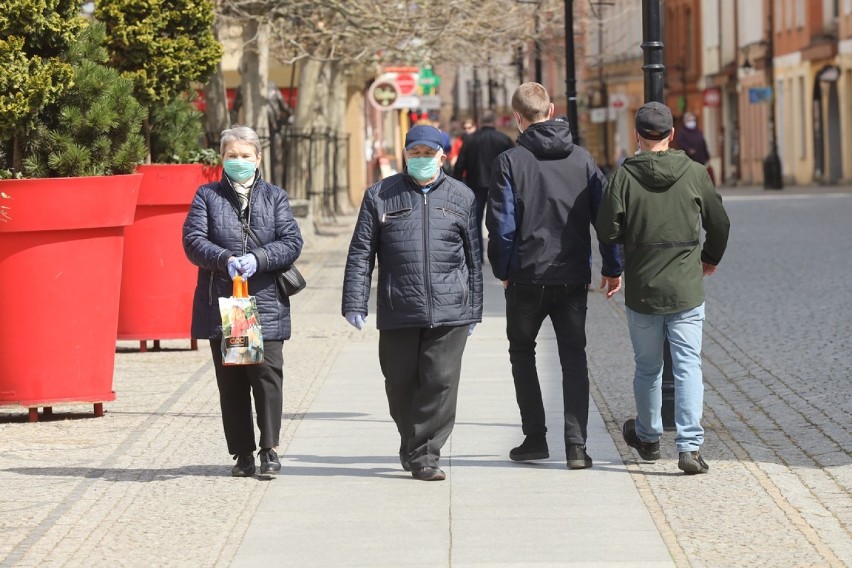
[404,125,444,151]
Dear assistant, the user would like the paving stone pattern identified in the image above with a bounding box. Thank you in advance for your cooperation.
[0,187,850,567]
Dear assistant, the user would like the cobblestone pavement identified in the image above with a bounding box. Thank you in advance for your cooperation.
[0,185,850,567]
[589,186,852,567]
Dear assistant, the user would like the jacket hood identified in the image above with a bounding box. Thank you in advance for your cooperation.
[620,149,693,189]
[518,116,574,159]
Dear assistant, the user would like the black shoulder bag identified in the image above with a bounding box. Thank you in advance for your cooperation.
[245,226,306,297]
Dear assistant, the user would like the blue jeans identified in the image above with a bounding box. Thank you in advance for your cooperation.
[505,283,589,446]
[626,304,705,452]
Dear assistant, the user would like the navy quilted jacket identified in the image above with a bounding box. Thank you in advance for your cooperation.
[183,174,303,340]
[342,171,483,331]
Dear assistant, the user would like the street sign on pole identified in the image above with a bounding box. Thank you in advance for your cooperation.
[395,73,417,96]
[418,95,442,110]
[367,79,399,111]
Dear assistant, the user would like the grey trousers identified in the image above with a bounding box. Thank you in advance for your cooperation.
[378,325,468,469]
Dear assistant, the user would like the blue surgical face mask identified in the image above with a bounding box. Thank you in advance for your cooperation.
[223,158,257,183]
[407,156,440,182]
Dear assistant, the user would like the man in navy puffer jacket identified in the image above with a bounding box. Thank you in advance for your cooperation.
[342,125,483,481]
[487,83,622,470]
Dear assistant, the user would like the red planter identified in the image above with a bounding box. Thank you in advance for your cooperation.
[117,164,221,348]
[0,174,141,420]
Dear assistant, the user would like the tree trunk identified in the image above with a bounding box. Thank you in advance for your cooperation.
[287,59,322,201]
[240,18,271,180]
[12,135,23,174]
[203,17,230,150]
[327,62,351,214]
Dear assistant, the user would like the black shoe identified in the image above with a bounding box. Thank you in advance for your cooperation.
[411,466,446,481]
[566,444,593,469]
[678,451,709,475]
[509,436,549,461]
[259,448,281,475]
[231,453,255,477]
[622,419,661,461]
[399,445,411,472]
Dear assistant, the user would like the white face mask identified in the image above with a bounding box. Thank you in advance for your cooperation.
[684,120,697,129]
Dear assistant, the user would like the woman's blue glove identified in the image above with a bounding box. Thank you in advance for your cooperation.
[236,254,258,278]
[227,257,242,280]
[344,312,366,330]
[468,323,476,336]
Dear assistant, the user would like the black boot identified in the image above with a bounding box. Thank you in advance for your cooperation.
[509,435,549,461]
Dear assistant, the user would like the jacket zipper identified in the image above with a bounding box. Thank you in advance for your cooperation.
[423,192,433,326]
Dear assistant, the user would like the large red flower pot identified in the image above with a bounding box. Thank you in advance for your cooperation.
[118,164,222,350]
[0,174,141,421]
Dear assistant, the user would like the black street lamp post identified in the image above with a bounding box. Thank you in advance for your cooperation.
[565,0,579,143]
[763,1,783,189]
[641,0,675,431]
[591,1,614,169]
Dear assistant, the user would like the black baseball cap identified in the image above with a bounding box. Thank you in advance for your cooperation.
[635,102,673,140]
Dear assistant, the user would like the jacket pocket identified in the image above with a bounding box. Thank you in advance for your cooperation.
[207,271,214,305]
[381,208,412,224]
[436,206,465,221]
[455,268,468,307]
[386,272,394,310]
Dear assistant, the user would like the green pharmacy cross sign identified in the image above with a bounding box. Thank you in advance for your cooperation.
[419,66,441,95]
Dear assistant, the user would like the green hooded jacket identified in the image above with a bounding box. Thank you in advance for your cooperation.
[595,149,730,315]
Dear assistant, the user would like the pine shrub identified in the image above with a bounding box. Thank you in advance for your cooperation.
[23,22,147,178]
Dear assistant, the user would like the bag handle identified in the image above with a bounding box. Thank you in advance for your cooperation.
[233,275,248,298]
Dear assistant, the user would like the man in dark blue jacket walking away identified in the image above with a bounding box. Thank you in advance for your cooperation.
[342,125,483,482]
[486,83,622,469]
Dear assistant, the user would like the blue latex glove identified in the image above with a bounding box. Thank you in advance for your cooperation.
[468,323,476,336]
[227,257,242,280]
[345,312,366,331]
[236,253,258,278]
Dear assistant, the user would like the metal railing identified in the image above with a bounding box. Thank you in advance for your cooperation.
[271,127,350,222]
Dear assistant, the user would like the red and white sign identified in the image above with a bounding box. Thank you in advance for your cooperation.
[703,88,721,107]
[609,93,629,110]
[395,73,417,96]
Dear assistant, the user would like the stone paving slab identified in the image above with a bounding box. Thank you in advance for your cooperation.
[233,309,674,567]
[1,186,850,567]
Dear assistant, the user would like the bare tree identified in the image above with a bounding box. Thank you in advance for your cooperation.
[214,0,552,209]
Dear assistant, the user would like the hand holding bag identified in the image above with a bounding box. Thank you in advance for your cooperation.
[245,226,306,297]
[219,276,264,365]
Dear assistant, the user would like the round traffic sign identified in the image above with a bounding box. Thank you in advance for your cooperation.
[395,73,416,96]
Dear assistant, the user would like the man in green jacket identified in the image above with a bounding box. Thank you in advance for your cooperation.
[596,102,730,474]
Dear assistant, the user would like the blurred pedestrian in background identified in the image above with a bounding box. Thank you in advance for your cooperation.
[454,110,514,261]
[675,111,714,184]
[448,117,476,168]
[487,83,622,470]
[596,102,730,475]
[342,124,483,482]
[183,125,303,478]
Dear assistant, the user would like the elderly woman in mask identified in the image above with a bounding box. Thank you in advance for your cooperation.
[183,125,303,477]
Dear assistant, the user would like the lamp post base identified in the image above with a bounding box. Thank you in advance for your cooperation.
[763,152,783,190]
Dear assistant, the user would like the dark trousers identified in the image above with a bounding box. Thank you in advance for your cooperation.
[378,326,468,469]
[505,283,589,446]
[209,339,284,455]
